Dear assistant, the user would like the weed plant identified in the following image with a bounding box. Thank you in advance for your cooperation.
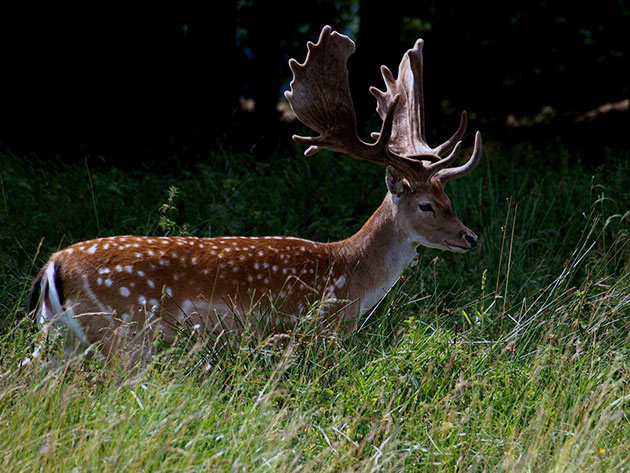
[0,141,628,471]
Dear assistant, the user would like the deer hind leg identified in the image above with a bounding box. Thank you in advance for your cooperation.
[93,311,158,370]
[38,303,152,371]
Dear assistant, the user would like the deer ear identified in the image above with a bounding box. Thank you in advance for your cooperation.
[385,166,408,196]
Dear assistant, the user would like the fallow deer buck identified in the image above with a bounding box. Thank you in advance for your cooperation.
[27,26,482,366]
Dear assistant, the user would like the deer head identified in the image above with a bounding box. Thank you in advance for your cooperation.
[285,26,482,253]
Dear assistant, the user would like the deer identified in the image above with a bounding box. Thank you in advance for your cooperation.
[26,26,482,367]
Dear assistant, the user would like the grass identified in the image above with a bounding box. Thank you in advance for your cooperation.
[0,140,629,471]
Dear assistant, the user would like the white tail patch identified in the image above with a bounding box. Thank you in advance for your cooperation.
[44,263,63,316]
[33,264,90,355]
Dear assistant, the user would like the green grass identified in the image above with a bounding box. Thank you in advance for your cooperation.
[0,141,629,472]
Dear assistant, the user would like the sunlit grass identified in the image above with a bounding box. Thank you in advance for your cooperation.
[0,143,628,471]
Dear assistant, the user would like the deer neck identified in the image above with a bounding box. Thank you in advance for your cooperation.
[332,193,417,315]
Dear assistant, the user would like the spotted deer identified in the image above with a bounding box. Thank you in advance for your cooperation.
[27,26,482,366]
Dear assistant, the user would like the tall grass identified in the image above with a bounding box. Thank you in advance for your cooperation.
[0,142,628,471]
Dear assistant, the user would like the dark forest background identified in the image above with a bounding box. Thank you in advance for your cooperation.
[1,1,628,165]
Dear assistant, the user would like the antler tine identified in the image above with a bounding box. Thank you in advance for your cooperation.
[433,111,468,156]
[433,132,483,183]
[426,141,463,177]
[406,40,427,145]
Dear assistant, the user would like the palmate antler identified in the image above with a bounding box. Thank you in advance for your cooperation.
[285,26,482,185]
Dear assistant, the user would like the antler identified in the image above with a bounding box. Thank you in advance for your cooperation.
[285,26,429,183]
[285,26,482,185]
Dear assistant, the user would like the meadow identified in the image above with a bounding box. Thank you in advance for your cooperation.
[0,139,628,472]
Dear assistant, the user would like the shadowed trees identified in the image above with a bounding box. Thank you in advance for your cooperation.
[0,1,627,164]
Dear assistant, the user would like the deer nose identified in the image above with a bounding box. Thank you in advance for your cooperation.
[464,232,478,248]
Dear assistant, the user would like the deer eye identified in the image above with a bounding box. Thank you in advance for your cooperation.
[419,203,434,213]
